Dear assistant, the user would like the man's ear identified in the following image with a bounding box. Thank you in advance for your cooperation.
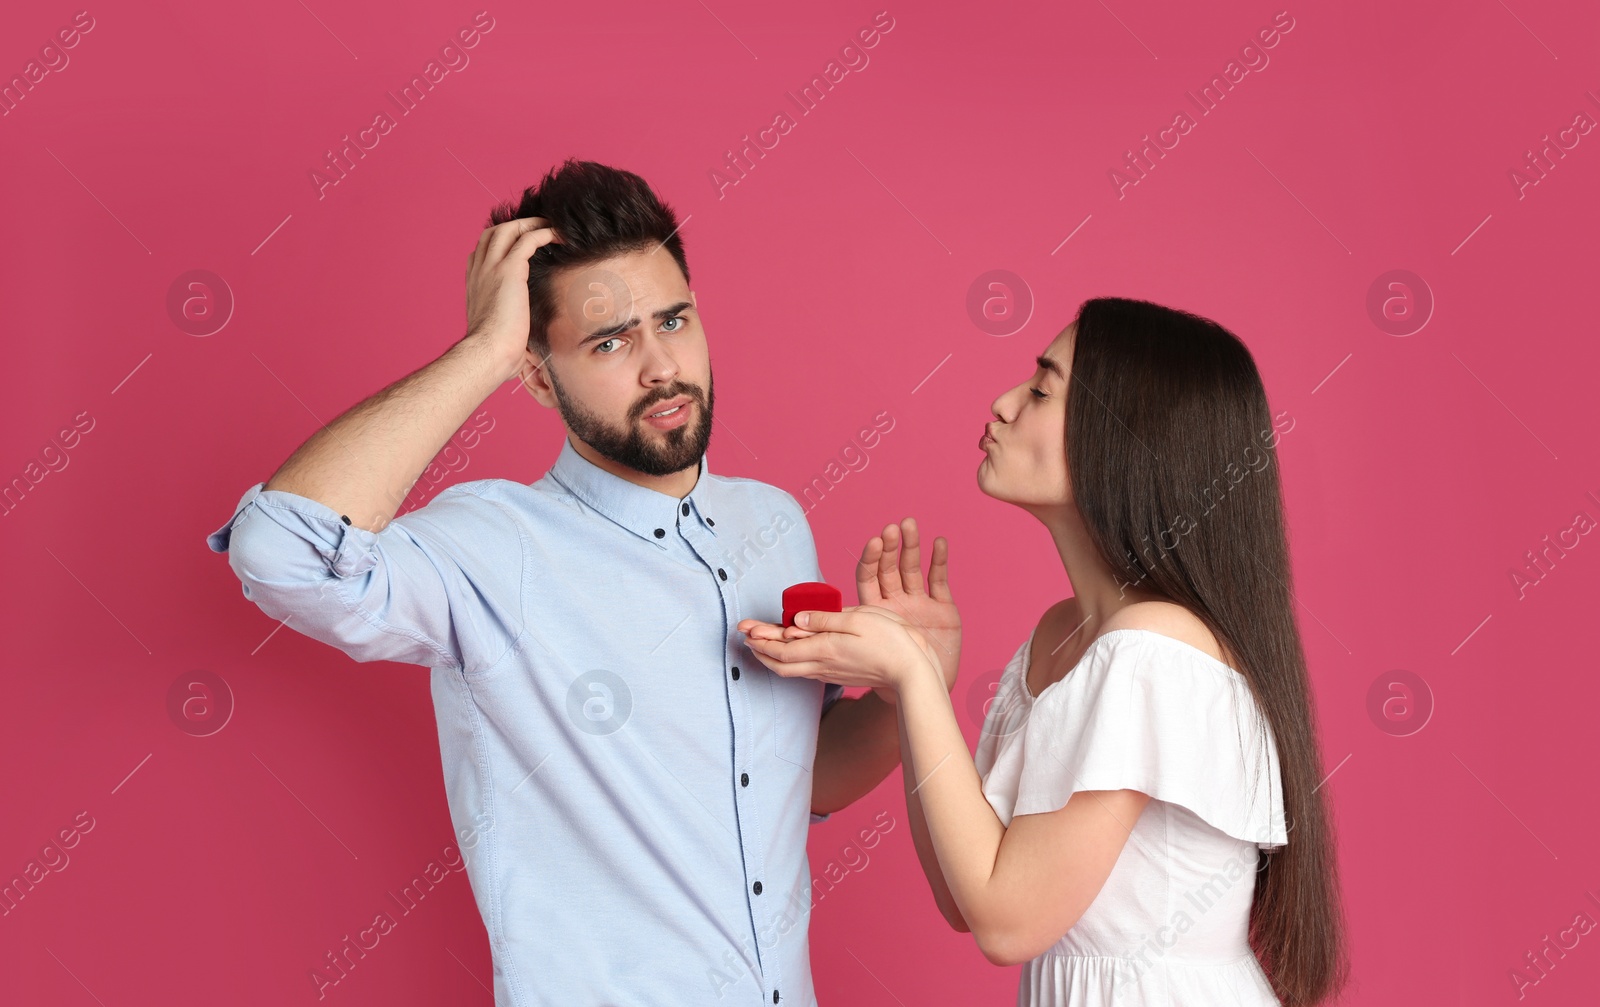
[517,347,557,408]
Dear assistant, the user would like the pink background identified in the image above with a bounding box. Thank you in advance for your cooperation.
[4,1,1599,1003]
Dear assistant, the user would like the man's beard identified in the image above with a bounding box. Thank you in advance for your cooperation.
[547,367,714,477]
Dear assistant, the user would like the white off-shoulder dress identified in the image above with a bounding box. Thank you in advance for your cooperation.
[974,627,1288,1007]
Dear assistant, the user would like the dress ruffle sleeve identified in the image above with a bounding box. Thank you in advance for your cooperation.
[1012,630,1287,850]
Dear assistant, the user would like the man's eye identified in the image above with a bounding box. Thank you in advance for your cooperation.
[596,337,621,354]
[662,316,686,332]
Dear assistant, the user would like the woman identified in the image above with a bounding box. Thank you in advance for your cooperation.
[738,297,1349,1006]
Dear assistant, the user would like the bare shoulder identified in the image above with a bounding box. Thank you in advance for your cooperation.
[1101,601,1229,666]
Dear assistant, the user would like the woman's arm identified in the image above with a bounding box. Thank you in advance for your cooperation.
[898,708,970,931]
[895,664,1151,967]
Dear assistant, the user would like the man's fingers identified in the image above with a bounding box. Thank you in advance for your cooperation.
[468,225,494,275]
[748,631,837,666]
[482,216,555,268]
[748,648,833,681]
[470,216,547,276]
[505,225,562,269]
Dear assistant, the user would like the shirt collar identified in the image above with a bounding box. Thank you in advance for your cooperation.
[547,435,721,548]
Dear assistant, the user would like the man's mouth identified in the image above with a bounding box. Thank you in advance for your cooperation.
[645,395,692,419]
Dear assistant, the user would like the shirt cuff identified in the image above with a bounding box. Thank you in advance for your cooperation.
[206,481,381,579]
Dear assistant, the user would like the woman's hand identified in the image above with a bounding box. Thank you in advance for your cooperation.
[738,518,959,707]
[736,605,944,703]
[858,519,961,703]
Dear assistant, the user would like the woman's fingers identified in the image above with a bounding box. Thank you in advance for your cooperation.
[877,522,905,598]
[928,535,953,602]
[855,534,885,606]
[899,518,926,596]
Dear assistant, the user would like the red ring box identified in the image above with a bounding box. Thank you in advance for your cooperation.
[782,582,842,628]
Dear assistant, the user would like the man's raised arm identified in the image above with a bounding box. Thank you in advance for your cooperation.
[266,217,560,530]
[204,217,559,672]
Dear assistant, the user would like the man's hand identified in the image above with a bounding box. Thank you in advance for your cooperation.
[463,216,563,378]
[856,519,960,705]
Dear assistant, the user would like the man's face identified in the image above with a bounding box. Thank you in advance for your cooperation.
[525,247,713,477]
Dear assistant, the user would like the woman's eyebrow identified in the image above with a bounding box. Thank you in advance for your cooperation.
[1035,354,1066,379]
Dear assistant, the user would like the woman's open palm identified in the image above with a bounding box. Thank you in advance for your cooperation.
[856,519,961,697]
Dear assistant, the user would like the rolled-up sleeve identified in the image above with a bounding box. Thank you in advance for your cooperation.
[206,482,523,673]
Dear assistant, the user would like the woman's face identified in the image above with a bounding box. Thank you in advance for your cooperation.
[978,324,1074,509]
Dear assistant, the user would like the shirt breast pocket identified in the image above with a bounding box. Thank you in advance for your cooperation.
[769,669,824,770]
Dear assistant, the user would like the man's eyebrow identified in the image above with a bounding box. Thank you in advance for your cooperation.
[580,300,695,343]
[1036,354,1066,379]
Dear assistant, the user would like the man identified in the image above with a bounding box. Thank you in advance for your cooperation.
[206,159,923,1005]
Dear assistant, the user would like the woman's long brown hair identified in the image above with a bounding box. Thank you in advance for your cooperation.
[1065,297,1351,1005]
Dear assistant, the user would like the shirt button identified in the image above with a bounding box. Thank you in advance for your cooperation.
[773,991,780,1003]
[707,517,715,526]
[752,881,762,895]
[717,568,727,580]
[731,666,741,681]
[740,772,749,787]
[653,528,665,539]
[681,502,690,516]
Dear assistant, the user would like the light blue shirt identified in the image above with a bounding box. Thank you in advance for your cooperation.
[206,435,843,1006]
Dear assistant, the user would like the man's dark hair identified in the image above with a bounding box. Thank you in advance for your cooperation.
[486,159,689,359]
